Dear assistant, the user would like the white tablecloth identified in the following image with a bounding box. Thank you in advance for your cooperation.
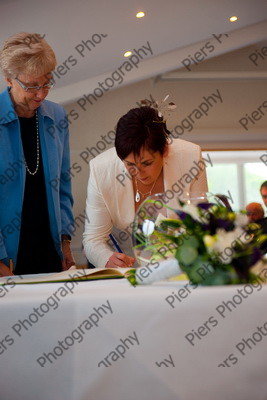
[1,276,267,400]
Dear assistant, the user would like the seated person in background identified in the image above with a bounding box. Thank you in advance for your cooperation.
[246,202,267,254]
[246,202,265,223]
[260,181,267,209]
[83,103,208,268]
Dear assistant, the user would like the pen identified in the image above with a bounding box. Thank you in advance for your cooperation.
[109,234,123,253]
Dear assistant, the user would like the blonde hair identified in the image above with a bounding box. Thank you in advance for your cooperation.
[0,32,56,78]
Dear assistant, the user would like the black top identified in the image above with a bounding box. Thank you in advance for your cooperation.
[15,114,62,274]
[257,217,267,234]
[257,217,267,254]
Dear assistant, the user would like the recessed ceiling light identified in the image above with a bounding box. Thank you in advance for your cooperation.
[229,16,238,22]
[136,11,145,18]
[124,51,132,58]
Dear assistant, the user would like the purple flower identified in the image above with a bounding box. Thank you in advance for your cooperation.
[251,247,262,265]
[174,210,187,220]
[215,218,234,231]
[197,202,214,211]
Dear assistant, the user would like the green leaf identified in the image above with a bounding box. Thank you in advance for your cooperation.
[202,270,234,286]
[180,258,214,284]
[125,269,138,286]
[176,246,198,266]
[184,236,199,248]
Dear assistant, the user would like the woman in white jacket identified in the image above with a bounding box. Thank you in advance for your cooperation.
[83,105,208,268]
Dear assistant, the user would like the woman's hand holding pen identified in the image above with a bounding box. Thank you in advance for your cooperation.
[106,234,135,268]
[105,253,135,268]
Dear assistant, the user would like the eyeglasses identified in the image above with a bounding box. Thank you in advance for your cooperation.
[15,77,55,93]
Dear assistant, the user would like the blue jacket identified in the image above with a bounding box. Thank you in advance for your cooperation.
[0,88,74,266]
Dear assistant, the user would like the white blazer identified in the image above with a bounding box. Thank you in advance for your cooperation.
[83,139,208,267]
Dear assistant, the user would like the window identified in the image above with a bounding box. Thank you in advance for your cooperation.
[203,150,266,212]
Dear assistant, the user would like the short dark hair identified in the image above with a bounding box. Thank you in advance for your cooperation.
[260,181,267,191]
[115,106,171,160]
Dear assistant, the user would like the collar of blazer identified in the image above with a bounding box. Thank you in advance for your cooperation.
[162,144,182,210]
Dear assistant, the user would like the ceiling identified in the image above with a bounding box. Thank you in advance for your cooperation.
[0,0,266,104]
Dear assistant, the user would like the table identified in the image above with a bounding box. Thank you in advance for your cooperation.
[1,275,267,400]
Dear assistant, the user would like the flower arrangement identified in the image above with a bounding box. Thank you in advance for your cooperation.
[128,198,267,286]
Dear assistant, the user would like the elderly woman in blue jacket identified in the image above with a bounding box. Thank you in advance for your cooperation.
[0,32,75,276]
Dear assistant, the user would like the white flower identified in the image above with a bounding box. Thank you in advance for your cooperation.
[183,204,208,223]
[142,219,155,236]
[209,227,249,264]
[235,213,249,227]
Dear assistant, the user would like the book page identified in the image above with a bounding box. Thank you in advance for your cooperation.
[0,267,131,285]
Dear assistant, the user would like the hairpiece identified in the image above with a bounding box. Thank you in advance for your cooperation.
[140,94,176,119]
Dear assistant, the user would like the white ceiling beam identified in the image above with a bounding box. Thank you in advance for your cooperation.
[48,20,267,105]
[158,71,267,80]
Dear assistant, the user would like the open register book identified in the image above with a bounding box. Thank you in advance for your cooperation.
[0,267,132,285]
